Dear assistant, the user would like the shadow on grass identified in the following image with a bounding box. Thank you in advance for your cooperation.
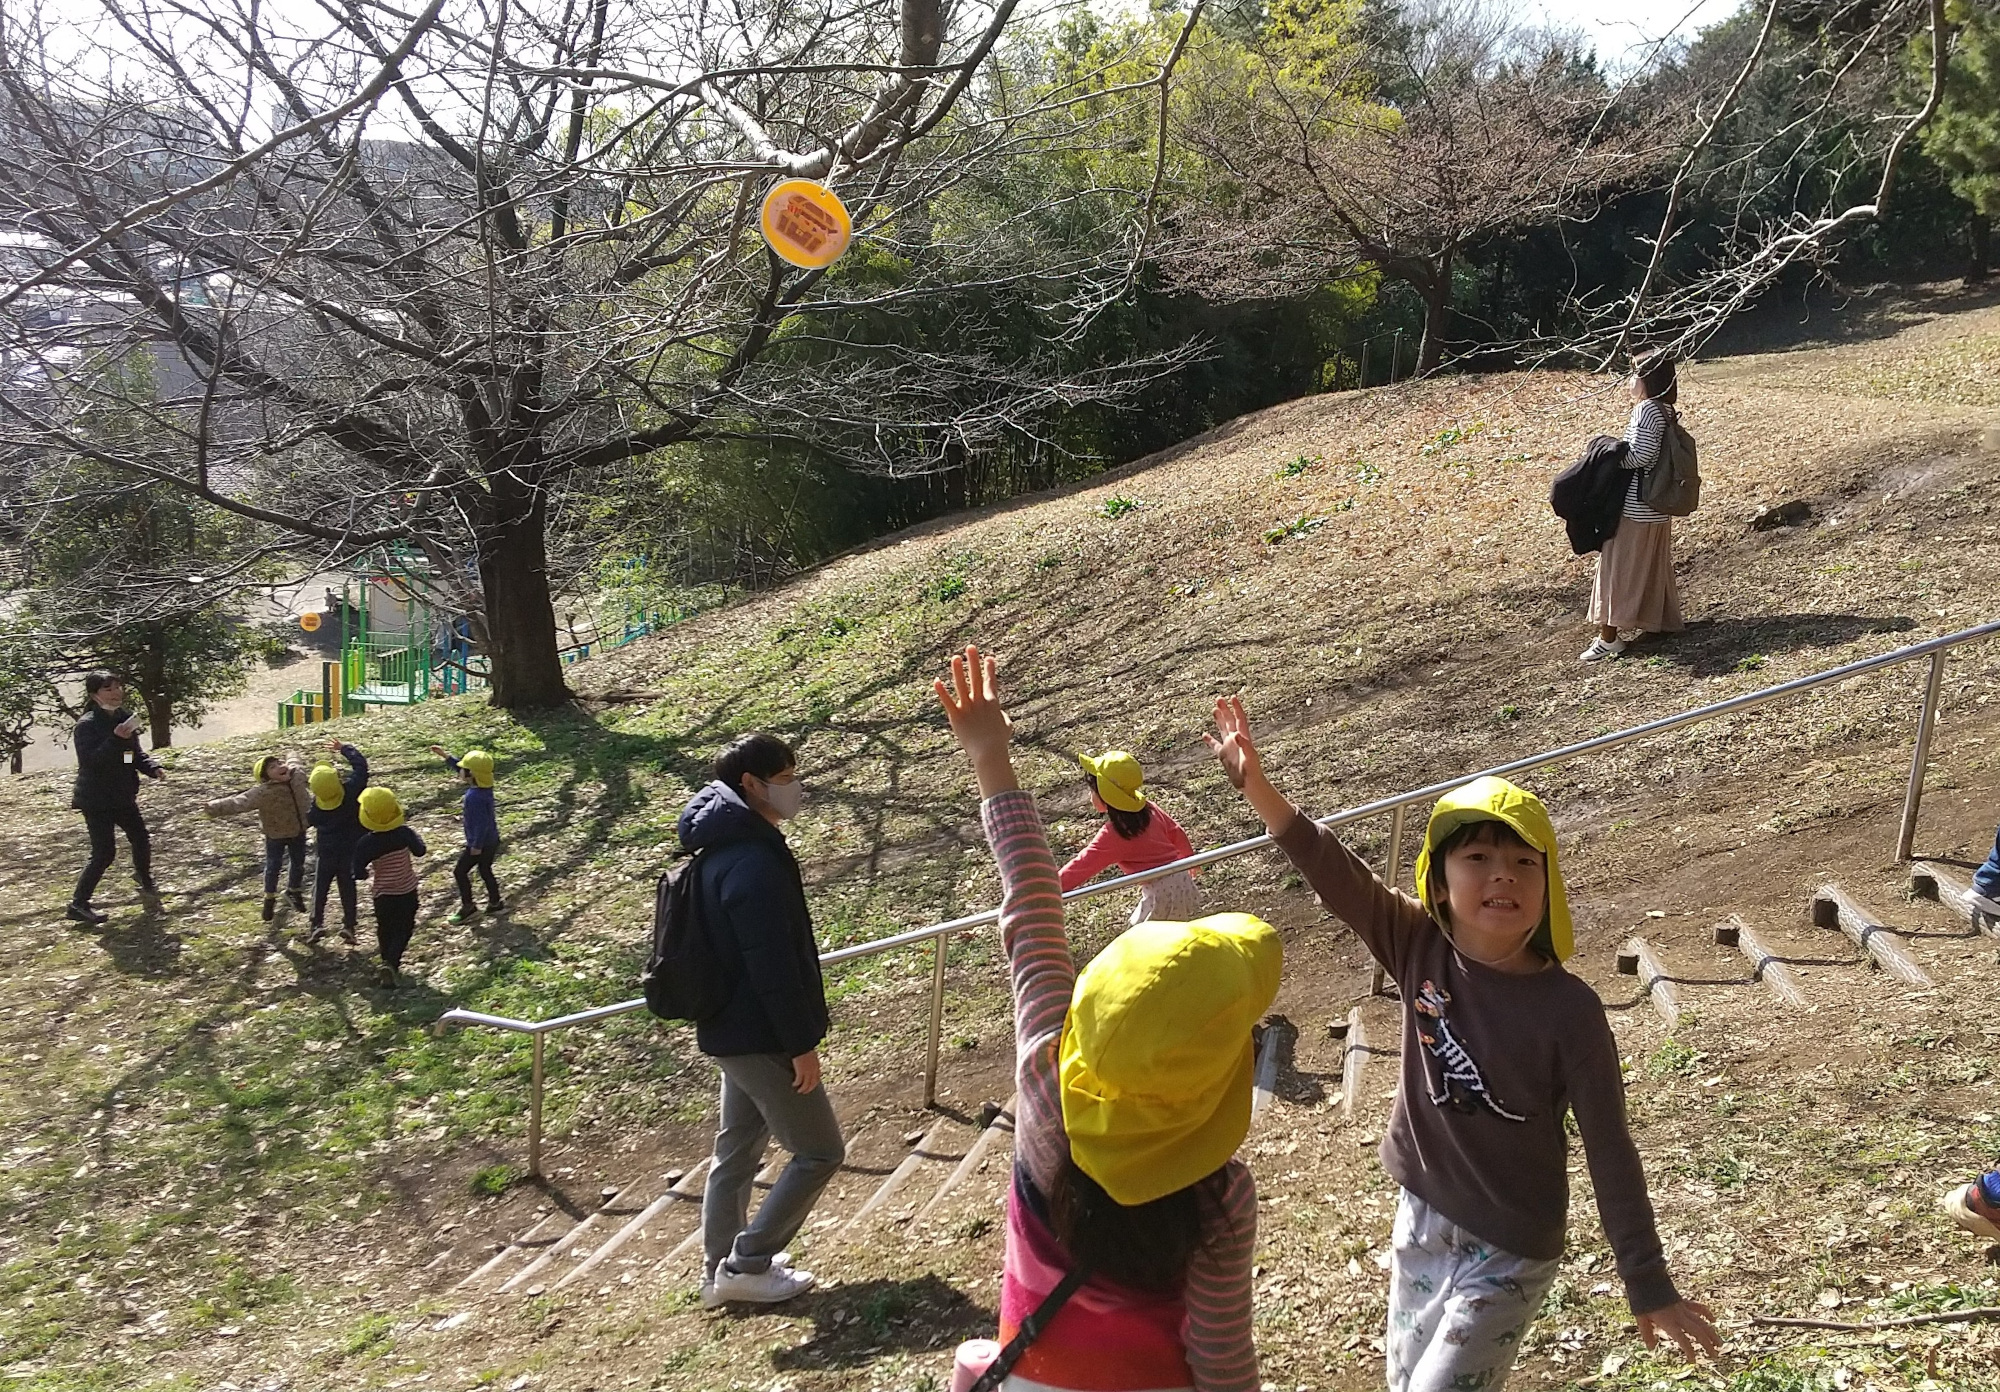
[762,1273,993,1371]
[1635,613,1917,679]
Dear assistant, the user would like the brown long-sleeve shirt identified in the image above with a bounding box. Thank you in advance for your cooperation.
[1274,808,1679,1314]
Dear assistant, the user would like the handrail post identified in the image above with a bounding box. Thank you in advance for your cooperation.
[529,1032,545,1178]
[924,933,948,1109]
[1897,650,1947,861]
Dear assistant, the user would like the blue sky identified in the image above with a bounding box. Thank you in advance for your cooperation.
[1528,0,1747,69]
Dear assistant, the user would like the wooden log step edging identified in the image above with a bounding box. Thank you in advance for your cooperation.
[1810,884,1935,988]
[914,1096,1017,1227]
[499,1176,654,1293]
[843,1114,961,1234]
[1340,1007,1368,1121]
[1713,916,1806,1007]
[1251,1014,1294,1124]
[1615,937,1680,1031]
[1910,861,1999,937]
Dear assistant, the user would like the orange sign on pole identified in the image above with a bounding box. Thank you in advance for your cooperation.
[299,612,323,633]
[759,180,853,269]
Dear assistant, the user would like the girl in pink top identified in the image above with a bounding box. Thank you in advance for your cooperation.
[935,648,1274,1392]
[1060,750,1200,924]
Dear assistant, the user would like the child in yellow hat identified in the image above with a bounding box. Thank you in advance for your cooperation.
[429,745,503,923]
[1062,751,1200,925]
[1205,695,1717,1391]
[204,751,312,922]
[303,740,369,946]
[936,647,1278,1392]
[353,787,427,988]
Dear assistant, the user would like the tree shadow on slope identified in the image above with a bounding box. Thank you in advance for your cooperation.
[1639,613,1916,679]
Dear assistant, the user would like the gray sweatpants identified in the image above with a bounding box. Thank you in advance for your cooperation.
[1387,1188,1560,1392]
[701,1052,845,1278]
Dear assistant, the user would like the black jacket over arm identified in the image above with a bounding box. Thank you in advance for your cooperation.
[677,780,830,1060]
[1550,434,1631,556]
[70,706,159,812]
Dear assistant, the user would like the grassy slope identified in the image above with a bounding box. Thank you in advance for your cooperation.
[2,291,2000,1391]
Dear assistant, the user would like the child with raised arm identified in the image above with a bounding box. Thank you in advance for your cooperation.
[935,647,1277,1392]
[1059,750,1200,925]
[1205,695,1717,1392]
[428,745,503,923]
[204,753,312,922]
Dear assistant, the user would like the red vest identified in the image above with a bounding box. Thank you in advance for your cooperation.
[998,1166,1193,1391]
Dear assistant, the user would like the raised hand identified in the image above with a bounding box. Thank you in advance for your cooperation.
[932,644,1018,798]
[1637,1298,1720,1363]
[1204,695,1265,792]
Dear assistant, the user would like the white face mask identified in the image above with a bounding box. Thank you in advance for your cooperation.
[752,774,804,820]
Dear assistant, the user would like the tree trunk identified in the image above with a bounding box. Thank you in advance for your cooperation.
[1970,211,1991,285]
[143,689,174,748]
[478,479,572,709]
[1415,250,1453,375]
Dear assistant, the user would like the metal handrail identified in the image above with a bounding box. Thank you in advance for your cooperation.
[438,617,2000,1174]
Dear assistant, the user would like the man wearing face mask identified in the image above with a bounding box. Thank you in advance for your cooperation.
[676,732,845,1308]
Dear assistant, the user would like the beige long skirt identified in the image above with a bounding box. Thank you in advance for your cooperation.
[1589,517,1683,633]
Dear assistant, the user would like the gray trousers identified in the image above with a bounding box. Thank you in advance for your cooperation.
[1387,1188,1560,1392]
[701,1052,845,1278]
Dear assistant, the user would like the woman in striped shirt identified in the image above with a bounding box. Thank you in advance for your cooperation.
[934,646,1275,1392]
[1583,350,1686,662]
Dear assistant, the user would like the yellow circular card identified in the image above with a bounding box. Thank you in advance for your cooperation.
[760,180,853,269]
[299,612,323,633]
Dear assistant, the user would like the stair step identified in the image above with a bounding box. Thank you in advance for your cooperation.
[1911,861,1999,936]
[843,1114,971,1235]
[913,1098,1016,1228]
[1811,883,1935,987]
[499,1177,657,1293]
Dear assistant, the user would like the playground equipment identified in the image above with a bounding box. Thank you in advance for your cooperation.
[276,559,722,726]
[279,566,484,727]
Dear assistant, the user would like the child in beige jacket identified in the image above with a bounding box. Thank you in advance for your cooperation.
[206,754,313,921]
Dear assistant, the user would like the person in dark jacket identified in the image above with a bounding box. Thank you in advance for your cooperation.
[68,671,165,924]
[304,740,369,946]
[428,744,504,922]
[677,732,844,1310]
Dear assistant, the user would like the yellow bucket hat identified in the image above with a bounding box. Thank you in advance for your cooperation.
[1059,912,1282,1206]
[1413,776,1573,961]
[458,749,495,789]
[1079,750,1147,813]
[357,786,405,833]
[308,764,343,810]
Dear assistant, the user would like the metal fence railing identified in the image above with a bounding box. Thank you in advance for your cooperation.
[437,618,2000,1175]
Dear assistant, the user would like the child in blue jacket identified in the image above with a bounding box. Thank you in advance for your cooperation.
[430,745,503,922]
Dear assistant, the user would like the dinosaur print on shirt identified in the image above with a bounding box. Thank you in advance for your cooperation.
[1413,980,1527,1122]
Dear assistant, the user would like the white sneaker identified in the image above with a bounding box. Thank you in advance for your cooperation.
[1969,890,2000,927]
[702,1260,815,1308]
[1579,636,1625,662]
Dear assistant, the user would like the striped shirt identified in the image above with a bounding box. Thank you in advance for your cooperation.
[985,790,1260,1392]
[353,826,427,896]
[1620,400,1671,523]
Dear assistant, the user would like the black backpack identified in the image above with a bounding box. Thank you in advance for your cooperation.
[641,852,734,1023]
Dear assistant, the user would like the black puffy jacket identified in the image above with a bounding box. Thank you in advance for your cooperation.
[676,781,829,1060]
[70,706,159,812]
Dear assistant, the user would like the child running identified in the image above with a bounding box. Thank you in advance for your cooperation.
[1059,750,1200,925]
[304,740,369,946]
[429,744,503,923]
[936,646,1275,1392]
[353,787,427,987]
[1205,695,1717,1391]
[204,753,312,922]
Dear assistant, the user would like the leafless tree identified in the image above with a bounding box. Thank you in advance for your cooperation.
[1169,0,1667,373]
[0,0,1188,707]
[1590,0,1953,361]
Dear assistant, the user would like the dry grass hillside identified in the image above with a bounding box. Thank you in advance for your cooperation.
[3,285,2000,1392]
